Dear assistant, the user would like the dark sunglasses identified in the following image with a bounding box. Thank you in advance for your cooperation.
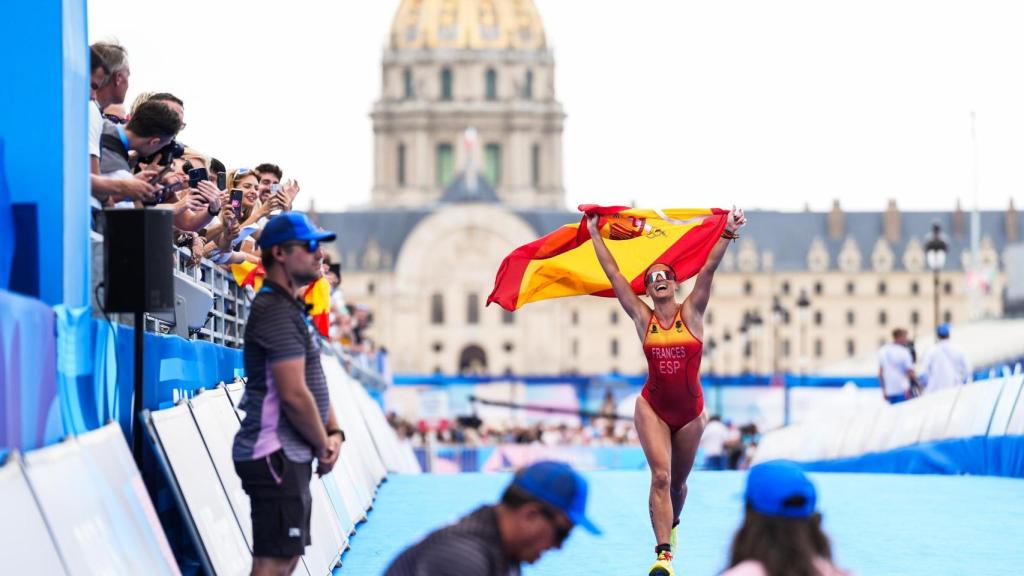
[283,239,320,253]
[645,268,676,287]
[538,506,572,546]
[102,113,126,124]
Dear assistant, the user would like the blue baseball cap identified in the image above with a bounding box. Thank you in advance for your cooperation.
[745,460,817,519]
[510,461,601,535]
[936,323,951,338]
[258,212,336,249]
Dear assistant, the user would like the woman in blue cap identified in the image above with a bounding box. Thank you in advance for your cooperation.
[721,460,849,576]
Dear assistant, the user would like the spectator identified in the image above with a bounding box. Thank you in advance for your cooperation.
[210,157,227,187]
[700,415,728,470]
[385,461,600,576]
[98,99,182,178]
[255,163,283,203]
[148,92,185,127]
[721,460,849,576]
[920,324,971,394]
[90,41,130,169]
[232,212,342,576]
[89,41,158,204]
[877,328,920,404]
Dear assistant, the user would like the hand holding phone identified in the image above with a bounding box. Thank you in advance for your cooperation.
[229,188,244,220]
[188,167,209,189]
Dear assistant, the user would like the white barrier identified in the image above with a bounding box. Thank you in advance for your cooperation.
[147,404,251,576]
[988,375,1024,436]
[943,378,1005,439]
[0,454,69,575]
[23,424,181,575]
[1004,376,1024,436]
[754,369,1024,466]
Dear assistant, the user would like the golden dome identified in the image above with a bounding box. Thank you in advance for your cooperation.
[390,0,547,51]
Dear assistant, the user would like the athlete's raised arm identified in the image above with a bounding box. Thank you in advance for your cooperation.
[687,208,746,316]
[587,213,649,331]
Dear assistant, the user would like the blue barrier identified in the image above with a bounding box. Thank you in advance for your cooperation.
[799,435,1024,478]
[0,290,61,451]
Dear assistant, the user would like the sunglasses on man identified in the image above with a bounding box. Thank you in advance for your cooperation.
[644,268,676,287]
[283,239,321,253]
[538,506,572,546]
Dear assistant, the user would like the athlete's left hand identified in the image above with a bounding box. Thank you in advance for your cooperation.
[726,206,747,233]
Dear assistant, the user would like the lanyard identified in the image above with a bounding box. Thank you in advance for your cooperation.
[115,125,130,153]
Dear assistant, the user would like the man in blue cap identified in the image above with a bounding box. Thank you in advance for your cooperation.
[232,212,346,576]
[386,461,601,575]
[920,323,971,395]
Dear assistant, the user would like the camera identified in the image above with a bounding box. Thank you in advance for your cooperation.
[153,140,185,166]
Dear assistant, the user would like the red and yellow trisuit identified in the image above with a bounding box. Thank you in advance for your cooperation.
[640,305,704,432]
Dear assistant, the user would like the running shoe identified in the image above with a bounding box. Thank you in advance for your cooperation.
[649,550,674,576]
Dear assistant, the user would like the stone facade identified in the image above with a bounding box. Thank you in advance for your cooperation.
[316,1,1020,377]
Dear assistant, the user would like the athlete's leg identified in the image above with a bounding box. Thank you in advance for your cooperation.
[669,409,708,525]
[635,395,674,547]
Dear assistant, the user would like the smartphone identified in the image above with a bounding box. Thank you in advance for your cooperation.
[144,179,186,206]
[270,183,281,194]
[230,188,244,219]
[216,171,226,191]
[188,167,209,189]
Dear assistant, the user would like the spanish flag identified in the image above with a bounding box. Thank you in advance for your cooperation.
[303,277,331,337]
[487,205,729,311]
[231,261,265,292]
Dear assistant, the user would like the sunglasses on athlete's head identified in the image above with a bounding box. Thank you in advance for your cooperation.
[645,268,676,287]
[537,506,572,546]
[282,239,321,253]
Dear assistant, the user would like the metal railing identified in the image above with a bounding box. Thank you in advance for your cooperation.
[91,231,251,348]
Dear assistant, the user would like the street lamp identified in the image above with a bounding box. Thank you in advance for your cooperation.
[791,289,811,426]
[924,221,948,333]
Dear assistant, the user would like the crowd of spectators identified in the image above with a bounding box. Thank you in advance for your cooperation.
[88,40,383,367]
[386,412,642,448]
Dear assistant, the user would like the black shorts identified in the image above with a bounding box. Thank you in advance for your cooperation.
[234,450,313,558]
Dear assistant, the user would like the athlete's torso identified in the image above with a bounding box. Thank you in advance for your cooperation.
[640,305,704,429]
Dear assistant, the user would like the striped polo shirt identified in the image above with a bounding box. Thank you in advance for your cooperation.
[232,281,330,463]
[385,506,521,576]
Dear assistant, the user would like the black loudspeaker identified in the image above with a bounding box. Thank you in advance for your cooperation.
[103,208,175,313]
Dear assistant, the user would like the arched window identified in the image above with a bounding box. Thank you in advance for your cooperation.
[484,143,501,186]
[440,67,453,101]
[397,143,406,186]
[436,143,454,186]
[430,293,444,324]
[524,69,534,99]
[403,68,414,99]
[485,68,497,101]
[531,143,541,187]
[467,293,480,325]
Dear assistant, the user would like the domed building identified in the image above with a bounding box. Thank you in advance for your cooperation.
[318,0,1020,378]
[372,0,564,209]
[319,0,641,376]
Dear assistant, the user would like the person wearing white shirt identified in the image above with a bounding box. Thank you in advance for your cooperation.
[877,328,920,404]
[920,324,971,394]
[699,416,728,470]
